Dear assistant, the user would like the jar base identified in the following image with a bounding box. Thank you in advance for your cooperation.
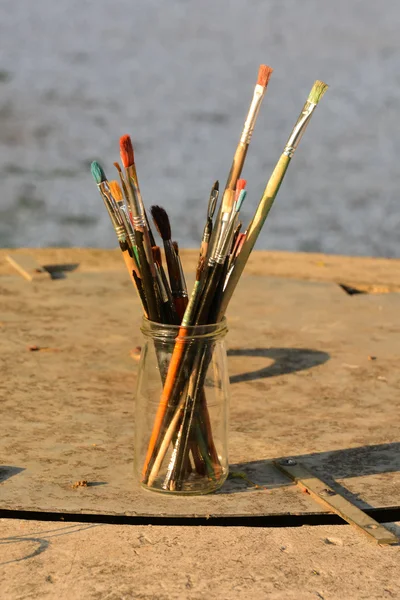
[140,467,229,496]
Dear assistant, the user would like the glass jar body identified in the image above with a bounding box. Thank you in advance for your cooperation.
[135,318,230,494]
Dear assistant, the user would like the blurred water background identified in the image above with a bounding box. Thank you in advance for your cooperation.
[0,0,399,256]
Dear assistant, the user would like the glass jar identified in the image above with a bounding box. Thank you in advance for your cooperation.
[135,317,230,494]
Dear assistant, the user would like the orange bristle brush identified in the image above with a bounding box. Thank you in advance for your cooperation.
[234,178,247,202]
[210,66,272,260]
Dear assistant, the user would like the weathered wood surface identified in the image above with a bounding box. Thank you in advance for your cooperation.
[0,250,399,517]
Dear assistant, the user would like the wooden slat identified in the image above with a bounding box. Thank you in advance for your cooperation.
[274,460,398,545]
[6,253,50,282]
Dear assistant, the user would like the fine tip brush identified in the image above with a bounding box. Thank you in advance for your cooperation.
[151,205,188,320]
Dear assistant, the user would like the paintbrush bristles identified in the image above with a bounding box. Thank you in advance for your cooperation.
[120,134,135,168]
[91,161,107,184]
[150,205,172,241]
[109,180,123,201]
[308,80,329,105]
[257,64,273,88]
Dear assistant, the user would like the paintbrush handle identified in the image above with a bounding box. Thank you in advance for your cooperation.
[135,231,161,322]
[164,241,188,319]
[218,153,290,319]
[121,248,148,316]
[194,262,224,326]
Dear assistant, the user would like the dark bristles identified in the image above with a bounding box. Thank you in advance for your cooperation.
[120,134,134,168]
[91,161,107,184]
[150,205,171,241]
[257,64,273,88]
[152,246,162,266]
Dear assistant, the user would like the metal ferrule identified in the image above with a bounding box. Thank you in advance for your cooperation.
[126,176,142,220]
[203,223,211,244]
[131,214,147,230]
[213,249,226,265]
[239,84,265,145]
[283,101,316,158]
[118,203,135,238]
[115,225,126,242]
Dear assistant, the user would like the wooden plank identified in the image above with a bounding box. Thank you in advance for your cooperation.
[274,459,398,545]
[6,253,51,282]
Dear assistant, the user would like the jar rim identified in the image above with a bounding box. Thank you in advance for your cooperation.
[140,317,228,340]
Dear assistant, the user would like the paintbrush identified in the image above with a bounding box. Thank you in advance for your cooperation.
[119,137,161,321]
[172,241,188,311]
[120,134,156,246]
[91,162,148,315]
[151,205,188,320]
[199,181,219,264]
[218,80,329,319]
[152,246,178,321]
[210,65,273,258]
[109,180,136,250]
[113,162,132,220]
[194,188,247,325]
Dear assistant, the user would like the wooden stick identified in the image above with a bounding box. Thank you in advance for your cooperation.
[274,460,398,545]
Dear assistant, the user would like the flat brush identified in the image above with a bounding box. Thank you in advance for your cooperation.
[210,65,273,257]
[225,65,272,193]
[219,80,329,319]
[151,205,188,320]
